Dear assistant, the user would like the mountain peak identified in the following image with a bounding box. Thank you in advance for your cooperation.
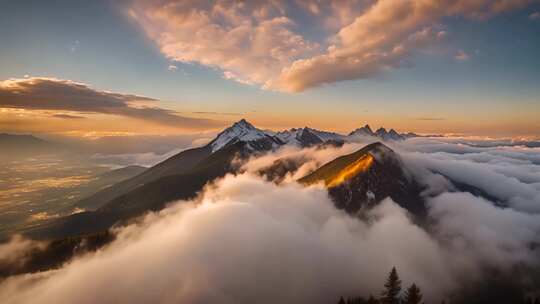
[299,142,399,187]
[275,127,320,147]
[209,119,279,152]
[349,124,375,137]
[234,118,254,129]
[363,142,396,160]
[208,120,414,153]
[348,124,415,141]
[299,141,424,215]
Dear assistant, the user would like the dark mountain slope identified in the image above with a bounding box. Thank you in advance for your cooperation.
[76,146,211,210]
[75,119,279,211]
[299,142,425,216]
[25,142,247,240]
[97,165,147,180]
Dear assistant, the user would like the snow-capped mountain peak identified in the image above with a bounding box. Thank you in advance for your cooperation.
[275,128,301,145]
[275,127,344,147]
[349,124,375,137]
[387,129,401,138]
[275,128,311,146]
[209,119,281,153]
[208,120,418,153]
[375,127,387,136]
[374,127,404,141]
[304,127,345,142]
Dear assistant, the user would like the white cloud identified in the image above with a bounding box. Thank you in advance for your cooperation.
[240,142,365,181]
[2,137,540,303]
[0,175,460,304]
[129,1,319,88]
[127,0,533,92]
[429,192,540,268]
[0,236,46,269]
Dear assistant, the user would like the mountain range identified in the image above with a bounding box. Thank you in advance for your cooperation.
[75,118,420,215]
[23,120,421,239]
[218,119,419,149]
[5,119,505,279]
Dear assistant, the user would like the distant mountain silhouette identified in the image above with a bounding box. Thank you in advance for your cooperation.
[349,125,419,141]
[0,133,63,159]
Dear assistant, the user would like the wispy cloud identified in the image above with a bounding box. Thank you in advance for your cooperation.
[52,114,86,119]
[128,0,533,92]
[0,77,220,129]
[529,12,540,20]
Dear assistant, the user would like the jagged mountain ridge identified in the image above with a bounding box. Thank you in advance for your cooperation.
[25,120,420,240]
[210,119,418,154]
[60,119,418,215]
[349,124,417,141]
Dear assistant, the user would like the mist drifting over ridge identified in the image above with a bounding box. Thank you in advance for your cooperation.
[2,0,540,302]
[1,136,539,304]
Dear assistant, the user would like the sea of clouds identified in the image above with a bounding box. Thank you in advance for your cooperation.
[0,137,539,304]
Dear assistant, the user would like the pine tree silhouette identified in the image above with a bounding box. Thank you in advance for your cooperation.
[403,283,422,304]
[380,267,402,304]
[338,296,346,304]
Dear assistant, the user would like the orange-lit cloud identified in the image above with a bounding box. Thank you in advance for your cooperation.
[129,1,319,87]
[127,0,534,92]
[275,0,532,91]
[0,77,220,129]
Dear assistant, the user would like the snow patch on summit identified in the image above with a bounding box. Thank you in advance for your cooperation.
[209,119,279,153]
[208,119,418,153]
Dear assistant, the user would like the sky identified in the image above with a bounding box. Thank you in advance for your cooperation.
[0,0,539,138]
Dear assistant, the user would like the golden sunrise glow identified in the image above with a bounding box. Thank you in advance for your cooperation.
[326,154,374,188]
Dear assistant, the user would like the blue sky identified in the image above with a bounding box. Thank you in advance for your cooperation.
[0,0,539,137]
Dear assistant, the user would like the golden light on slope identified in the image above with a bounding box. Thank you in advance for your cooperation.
[326,154,374,188]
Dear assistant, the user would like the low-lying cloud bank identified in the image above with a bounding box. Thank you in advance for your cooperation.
[1,137,539,303]
[0,175,458,303]
[394,137,540,212]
